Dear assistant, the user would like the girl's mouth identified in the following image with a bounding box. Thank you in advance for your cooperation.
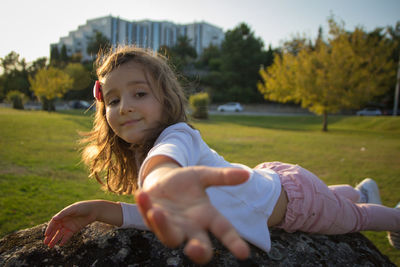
[121,118,142,126]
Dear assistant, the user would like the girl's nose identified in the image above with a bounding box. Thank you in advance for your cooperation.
[119,97,135,114]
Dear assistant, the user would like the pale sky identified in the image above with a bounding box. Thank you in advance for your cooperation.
[1,0,399,63]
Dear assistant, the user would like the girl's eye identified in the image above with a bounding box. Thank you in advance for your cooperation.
[108,99,119,106]
[135,92,147,98]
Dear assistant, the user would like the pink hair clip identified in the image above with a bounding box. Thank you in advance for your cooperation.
[93,80,103,102]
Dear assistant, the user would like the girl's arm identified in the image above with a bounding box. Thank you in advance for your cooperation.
[44,200,122,248]
[137,155,250,265]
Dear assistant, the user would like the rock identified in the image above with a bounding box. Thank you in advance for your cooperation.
[0,222,395,266]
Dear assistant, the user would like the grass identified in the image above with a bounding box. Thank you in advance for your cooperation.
[1,108,399,264]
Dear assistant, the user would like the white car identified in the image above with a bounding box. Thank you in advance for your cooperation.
[217,102,243,112]
[356,108,382,116]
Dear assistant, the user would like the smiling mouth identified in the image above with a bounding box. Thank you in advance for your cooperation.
[121,119,142,126]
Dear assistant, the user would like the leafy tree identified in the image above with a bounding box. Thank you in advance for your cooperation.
[160,36,197,73]
[1,51,20,74]
[258,18,396,131]
[196,44,221,71]
[86,31,111,58]
[217,23,270,103]
[64,63,91,91]
[0,51,30,100]
[377,21,400,111]
[29,67,73,111]
[172,36,197,61]
[28,57,47,76]
[282,36,309,56]
[60,44,69,63]
[264,45,275,68]
[50,46,61,67]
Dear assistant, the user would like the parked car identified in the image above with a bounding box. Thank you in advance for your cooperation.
[69,100,92,110]
[356,108,382,116]
[217,102,243,112]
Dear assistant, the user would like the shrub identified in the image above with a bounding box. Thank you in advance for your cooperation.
[6,90,26,110]
[189,92,210,119]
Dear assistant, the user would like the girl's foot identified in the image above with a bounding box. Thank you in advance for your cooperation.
[388,202,400,249]
[355,178,382,205]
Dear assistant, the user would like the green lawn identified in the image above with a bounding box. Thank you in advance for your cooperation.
[1,108,399,264]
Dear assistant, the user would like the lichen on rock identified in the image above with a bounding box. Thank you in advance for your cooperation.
[0,222,396,266]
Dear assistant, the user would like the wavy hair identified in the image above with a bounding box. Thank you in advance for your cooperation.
[80,46,188,194]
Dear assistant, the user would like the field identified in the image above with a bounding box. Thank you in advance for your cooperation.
[0,107,399,264]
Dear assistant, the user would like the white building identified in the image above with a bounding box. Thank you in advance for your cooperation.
[51,15,225,62]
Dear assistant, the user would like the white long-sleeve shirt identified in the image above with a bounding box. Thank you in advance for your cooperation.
[120,122,281,252]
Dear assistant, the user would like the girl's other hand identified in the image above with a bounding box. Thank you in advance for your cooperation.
[135,166,250,265]
[43,201,99,248]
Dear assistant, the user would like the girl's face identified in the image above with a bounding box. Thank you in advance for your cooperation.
[101,61,163,144]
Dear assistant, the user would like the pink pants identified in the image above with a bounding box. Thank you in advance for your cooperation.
[255,162,400,234]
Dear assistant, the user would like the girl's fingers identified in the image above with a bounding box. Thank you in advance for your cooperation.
[44,220,58,240]
[184,230,213,265]
[46,227,74,248]
[135,191,154,230]
[44,208,75,239]
[47,228,64,248]
[59,229,74,246]
[209,209,250,260]
[198,168,249,189]
[136,190,185,247]
[43,234,52,245]
[148,207,185,248]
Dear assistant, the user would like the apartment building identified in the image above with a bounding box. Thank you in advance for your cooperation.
[51,15,225,61]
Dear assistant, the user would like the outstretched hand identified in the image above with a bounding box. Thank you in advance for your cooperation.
[43,201,98,248]
[135,166,251,264]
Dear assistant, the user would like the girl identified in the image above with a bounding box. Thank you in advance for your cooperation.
[44,46,400,265]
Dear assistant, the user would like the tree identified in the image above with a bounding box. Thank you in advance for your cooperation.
[50,46,61,67]
[258,18,396,131]
[380,21,400,113]
[172,36,197,61]
[86,31,111,58]
[64,63,91,91]
[1,51,20,74]
[196,44,221,70]
[159,36,197,73]
[28,57,47,76]
[29,67,73,111]
[0,51,30,100]
[60,44,70,65]
[218,23,270,103]
[282,36,309,56]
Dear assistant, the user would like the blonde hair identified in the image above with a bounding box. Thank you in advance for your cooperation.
[81,46,188,194]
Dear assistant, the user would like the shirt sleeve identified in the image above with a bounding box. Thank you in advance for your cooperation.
[138,125,202,187]
[119,202,149,230]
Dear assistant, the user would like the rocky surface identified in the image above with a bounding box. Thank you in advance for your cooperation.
[0,222,395,266]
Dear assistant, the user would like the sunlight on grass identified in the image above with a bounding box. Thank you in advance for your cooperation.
[1,108,399,264]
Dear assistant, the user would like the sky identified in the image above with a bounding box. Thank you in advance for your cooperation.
[1,0,399,63]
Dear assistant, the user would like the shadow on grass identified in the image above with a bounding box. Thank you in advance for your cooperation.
[57,110,94,131]
[201,115,400,136]
[203,114,342,132]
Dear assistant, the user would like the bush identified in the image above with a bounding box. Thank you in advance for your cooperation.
[6,90,26,110]
[189,92,210,119]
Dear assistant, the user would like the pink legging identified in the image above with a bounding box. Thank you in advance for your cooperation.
[255,162,400,234]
